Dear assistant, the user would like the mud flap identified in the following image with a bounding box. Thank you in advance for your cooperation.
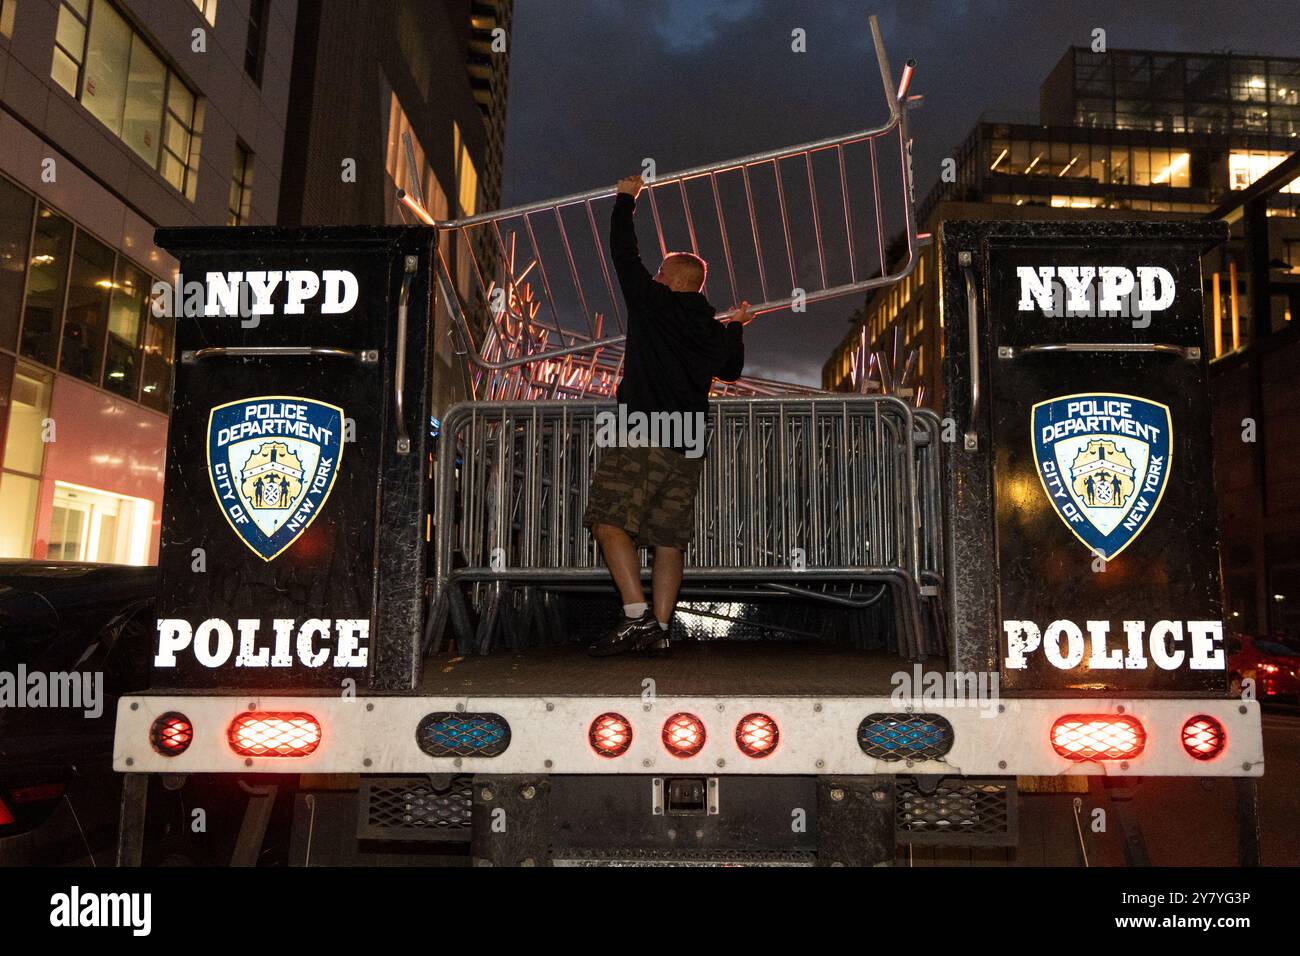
[817,776,896,867]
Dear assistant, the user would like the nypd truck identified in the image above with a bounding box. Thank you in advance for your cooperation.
[109,184,1263,864]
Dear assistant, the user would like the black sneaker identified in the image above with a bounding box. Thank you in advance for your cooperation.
[644,635,672,658]
[587,611,663,657]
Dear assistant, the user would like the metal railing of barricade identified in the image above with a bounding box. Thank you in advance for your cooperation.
[911,408,949,653]
[424,397,945,661]
[418,15,920,402]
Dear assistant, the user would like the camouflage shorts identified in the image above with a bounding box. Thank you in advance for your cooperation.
[583,447,705,550]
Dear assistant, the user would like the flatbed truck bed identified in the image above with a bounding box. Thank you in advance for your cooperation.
[420,643,918,698]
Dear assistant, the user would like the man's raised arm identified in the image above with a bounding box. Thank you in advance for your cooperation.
[610,174,653,305]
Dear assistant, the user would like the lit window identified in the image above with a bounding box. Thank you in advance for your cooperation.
[0,470,40,558]
[51,1,203,199]
[1050,195,1104,209]
[228,144,254,225]
[60,229,116,384]
[2,364,53,476]
[1152,151,1190,187]
[139,306,174,414]
[0,0,16,38]
[385,93,450,227]
[1229,150,1300,194]
[0,176,35,351]
[386,94,427,200]
[161,79,203,200]
[50,481,154,564]
[192,0,218,27]
[21,205,75,367]
[104,259,147,399]
[122,34,167,167]
[453,121,479,217]
[52,1,88,95]
[81,3,132,136]
[0,361,43,560]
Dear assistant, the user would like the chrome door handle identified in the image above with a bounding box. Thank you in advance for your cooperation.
[393,255,418,455]
[960,251,980,452]
[181,346,379,363]
[997,342,1202,361]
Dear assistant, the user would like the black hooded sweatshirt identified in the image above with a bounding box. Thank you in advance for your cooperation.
[610,193,744,435]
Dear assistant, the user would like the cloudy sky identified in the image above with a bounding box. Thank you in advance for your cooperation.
[501,0,1295,385]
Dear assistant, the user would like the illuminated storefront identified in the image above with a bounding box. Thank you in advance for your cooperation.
[0,174,172,564]
[0,0,297,565]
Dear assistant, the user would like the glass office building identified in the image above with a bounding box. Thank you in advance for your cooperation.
[827,46,1300,404]
[0,0,292,563]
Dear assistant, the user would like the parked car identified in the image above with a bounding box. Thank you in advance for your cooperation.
[0,561,155,865]
[1227,633,1300,703]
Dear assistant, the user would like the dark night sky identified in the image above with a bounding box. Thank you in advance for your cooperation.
[500,0,1297,385]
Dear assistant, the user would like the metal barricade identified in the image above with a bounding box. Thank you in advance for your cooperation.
[425,397,945,660]
[416,15,920,402]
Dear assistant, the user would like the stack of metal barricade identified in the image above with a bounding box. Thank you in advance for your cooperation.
[426,399,945,660]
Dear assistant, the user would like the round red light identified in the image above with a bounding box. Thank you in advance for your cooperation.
[590,712,633,757]
[1182,715,1226,761]
[736,713,779,758]
[150,712,194,756]
[662,713,706,757]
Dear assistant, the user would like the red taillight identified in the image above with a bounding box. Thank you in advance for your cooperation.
[1182,715,1226,761]
[7,783,65,804]
[0,797,13,826]
[590,712,633,758]
[736,713,779,758]
[150,712,194,756]
[228,712,321,757]
[662,713,705,757]
[1051,714,1146,761]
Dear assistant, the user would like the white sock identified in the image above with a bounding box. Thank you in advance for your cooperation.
[623,601,649,618]
[658,620,669,631]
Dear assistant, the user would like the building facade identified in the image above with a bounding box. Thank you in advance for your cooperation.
[277,0,512,416]
[825,47,1300,403]
[0,0,510,565]
[0,0,294,564]
[823,46,1300,638]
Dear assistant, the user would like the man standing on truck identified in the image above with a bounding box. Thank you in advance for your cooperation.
[584,173,752,657]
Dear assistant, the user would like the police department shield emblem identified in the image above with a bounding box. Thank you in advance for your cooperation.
[207,396,344,561]
[1031,392,1172,561]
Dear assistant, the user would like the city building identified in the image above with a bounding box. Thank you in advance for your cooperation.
[825,47,1300,402]
[1205,153,1300,639]
[0,0,295,564]
[823,46,1300,636]
[0,0,512,565]
[277,0,513,416]
[467,0,511,213]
